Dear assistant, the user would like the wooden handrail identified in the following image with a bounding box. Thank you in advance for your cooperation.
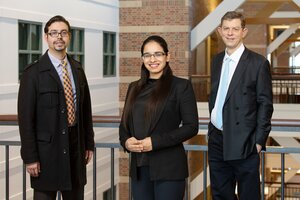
[190,74,300,80]
[1,115,299,127]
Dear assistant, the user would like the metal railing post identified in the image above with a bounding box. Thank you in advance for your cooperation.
[203,151,207,200]
[281,153,285,200]
[184,151,188,200]
[93,148,97,200]
[129,153,132,200]
[23,164,26,200]
[261,152,265,200]
[5,145,9,200]
[111,148,115,200]
[57,191,61,200]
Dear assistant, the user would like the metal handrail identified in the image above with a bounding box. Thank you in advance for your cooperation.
[1,140,300,200]
[1,116,300,199]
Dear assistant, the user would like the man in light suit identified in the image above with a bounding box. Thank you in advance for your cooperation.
[18,15,94,200]
[208,11,273,200]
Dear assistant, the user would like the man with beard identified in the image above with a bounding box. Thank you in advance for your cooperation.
[18,15,94,200]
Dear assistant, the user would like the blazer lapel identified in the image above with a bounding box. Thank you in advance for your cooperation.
[225,48,249,102]
[147,79,173,133]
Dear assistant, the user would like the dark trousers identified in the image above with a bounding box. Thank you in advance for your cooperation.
[132,166,186,200]
[208,129,260,200]
[33,187,84,200]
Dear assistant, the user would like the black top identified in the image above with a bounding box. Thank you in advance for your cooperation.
[132,79,157,166]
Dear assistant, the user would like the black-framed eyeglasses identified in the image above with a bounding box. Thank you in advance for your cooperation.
[47,30,69,38]
[142,52,166,60]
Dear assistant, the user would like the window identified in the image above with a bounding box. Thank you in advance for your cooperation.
[103,185,116,200]
[18,21,42,79]
[68,28,84,66]
[103,32,116,77]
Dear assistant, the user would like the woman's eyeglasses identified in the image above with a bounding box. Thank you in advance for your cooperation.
[142,52,166,60]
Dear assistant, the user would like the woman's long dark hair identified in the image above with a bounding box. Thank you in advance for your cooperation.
[122,35,173,130]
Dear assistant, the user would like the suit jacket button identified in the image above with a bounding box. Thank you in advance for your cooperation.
[236,122,240,125]
[63,149,67,154]
[62,129,66,134]
[61,109,65,114]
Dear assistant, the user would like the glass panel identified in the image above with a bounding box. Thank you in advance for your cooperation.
[103,55,108,75]
[103,32,116,76]
[31,24,41,50]
[79,30,84,52]
[69,29,75,51]
[109,34,115,53]
[103,33,108,53]
[74,30,79,52]
[19,54,29,79]
[73,54,79,62]
[19,23,29,50]
[80,55,85,70]
[111,55,116,75]
[31,54,41,62]
[80,55,84,65]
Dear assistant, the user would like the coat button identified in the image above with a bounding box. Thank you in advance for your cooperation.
[61,109,65,114]
[62,129,66,134]
[63,149,67,154]
[236,122,240,125]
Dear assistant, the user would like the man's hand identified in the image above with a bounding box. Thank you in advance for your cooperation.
[256,144,262,153]
[85,150,93,164]
[26,162,40,177]
[125,137,143,152]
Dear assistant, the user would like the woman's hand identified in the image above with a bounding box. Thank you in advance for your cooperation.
[125,137,143,152]
[141,137,152,152]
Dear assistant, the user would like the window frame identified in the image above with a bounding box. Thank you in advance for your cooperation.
[103,31,116,77]
[68,27,85,67]
[18,20,43,80]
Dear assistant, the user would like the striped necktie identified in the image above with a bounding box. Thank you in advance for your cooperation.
[214,58,231,129]
[61,60,75,126]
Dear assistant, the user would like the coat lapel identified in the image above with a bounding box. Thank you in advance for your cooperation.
[225,48,249,102]
[67,55,80,92]
[39,52,63,89]
[67,55,81,109]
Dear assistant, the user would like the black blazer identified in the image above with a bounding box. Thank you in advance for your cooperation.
[18,51,94,190]
[119,76,199,180]
[208,47,273,160]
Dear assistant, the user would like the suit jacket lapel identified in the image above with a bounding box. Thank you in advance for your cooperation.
[211,53,224,107]
[225,48,249,102]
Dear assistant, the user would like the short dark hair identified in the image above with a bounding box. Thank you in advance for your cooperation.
[44,15,71,33]
[221,11,245,28]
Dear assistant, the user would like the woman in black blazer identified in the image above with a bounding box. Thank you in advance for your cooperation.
[119,35,199,200]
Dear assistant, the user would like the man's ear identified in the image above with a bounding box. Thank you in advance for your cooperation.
[242,28,248,38]
[217,26,222,36]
